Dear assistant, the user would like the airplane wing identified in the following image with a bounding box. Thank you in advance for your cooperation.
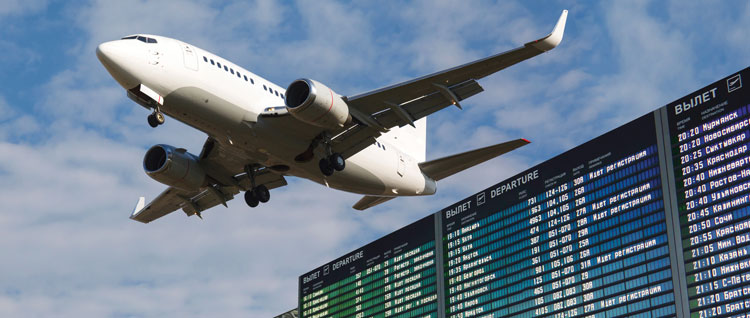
[272,10,567,158]
[130,138,287,223]
[346,10,568,121]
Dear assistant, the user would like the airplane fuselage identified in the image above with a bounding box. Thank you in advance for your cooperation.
[96,11,565,221]
[97,35,437,197]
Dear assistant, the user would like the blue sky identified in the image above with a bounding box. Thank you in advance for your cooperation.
[1,1,749,317]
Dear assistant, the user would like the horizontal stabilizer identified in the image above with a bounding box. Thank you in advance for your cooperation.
[353,195,396,211]
[419,139,530,181]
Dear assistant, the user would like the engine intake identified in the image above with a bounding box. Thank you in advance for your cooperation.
[143,144,206,191]
[285,79,351,130]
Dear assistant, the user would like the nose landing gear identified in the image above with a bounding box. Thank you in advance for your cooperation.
[147,110,165,128]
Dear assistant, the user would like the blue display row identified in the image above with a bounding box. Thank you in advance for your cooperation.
[446,165,661,261]
[445,150,659,243]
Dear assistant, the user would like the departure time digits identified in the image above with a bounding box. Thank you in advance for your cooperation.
[298,215,441,318]
[673,101,750,317]
[443,138,676,317]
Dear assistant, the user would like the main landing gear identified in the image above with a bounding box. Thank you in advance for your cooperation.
[243,165,271,208]
[294,132,347,177]
[317,133,346,177]
[244,184,269,208]
[147,111,165,128]
[319,153,345,176]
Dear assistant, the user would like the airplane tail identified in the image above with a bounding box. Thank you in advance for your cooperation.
[418,139,530,181]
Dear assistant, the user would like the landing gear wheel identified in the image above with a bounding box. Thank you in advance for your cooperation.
[319,158,334,176]
[154,112,165,124]
[244,191,259,207]
[253,185,270,203]
[330,153,345,171]
[147,112,165,128]
[147,114,159,128]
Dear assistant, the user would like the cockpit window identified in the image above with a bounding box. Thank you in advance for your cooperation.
[121,35,157,44]
[137,36,157,43]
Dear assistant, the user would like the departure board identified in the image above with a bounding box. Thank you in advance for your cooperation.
[299,215,439,318]
[666,68,750,318]
[441,113,676,318]
[296,67,750,318]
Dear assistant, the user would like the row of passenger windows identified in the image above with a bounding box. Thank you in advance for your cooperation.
[202,56,284,100]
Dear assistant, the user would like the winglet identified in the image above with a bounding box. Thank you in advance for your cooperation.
[528,9,568,52]
[130,197,146,220]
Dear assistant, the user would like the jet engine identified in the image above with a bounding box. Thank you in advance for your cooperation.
[143,144,206,191]
[285,79,351,130]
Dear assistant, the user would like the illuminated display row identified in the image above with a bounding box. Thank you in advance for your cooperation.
[299,67,750,318]
[668,70,750,318]
[299,215,439,318]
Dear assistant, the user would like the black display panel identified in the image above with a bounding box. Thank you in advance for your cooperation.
[296,66,750,318]
[666,68,750,318]
[299,215,439,318]
[441,113,676,318]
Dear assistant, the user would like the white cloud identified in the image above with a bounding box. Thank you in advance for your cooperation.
[0,96,41,141]
[77,0,219,48]
[255,0,378,86]
[398,0,531,72]
[0,134,368,315]
[549,69,592,95]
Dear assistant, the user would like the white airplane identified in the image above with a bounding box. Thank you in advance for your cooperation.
[97,10,567,223]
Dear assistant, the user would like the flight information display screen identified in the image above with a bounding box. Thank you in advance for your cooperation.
[299,215,439,318]
[441,113,676,318]
[667,68,750,318]
[297,67,750,318]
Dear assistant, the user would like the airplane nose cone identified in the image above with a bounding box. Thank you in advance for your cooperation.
[96,40,139,89]
[96,41,122,68]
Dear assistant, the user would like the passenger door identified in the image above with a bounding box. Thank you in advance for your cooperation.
[180,43,198,71]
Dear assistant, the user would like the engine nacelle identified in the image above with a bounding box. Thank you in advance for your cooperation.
[143,144,206,191]
[285,78,351,130]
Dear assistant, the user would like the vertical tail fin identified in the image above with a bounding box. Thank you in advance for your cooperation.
[382,118,427,162]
